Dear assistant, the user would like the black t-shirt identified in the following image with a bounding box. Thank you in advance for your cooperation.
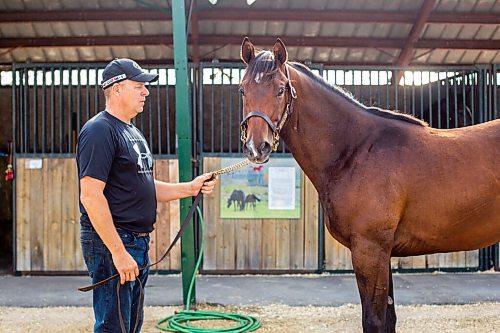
[76,111,157,233]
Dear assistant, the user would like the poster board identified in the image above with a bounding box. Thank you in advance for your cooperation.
[220,157,301,219]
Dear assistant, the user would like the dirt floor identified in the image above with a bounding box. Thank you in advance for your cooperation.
[1,302,499,332]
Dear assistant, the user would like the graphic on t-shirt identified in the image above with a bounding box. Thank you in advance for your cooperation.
[133,142,153,174]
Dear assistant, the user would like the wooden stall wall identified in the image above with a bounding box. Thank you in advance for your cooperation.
[16,157,82,272]
[149,159,181,272]
[202,157,319,273]
[15,157,181,273]
[14,156,480,273]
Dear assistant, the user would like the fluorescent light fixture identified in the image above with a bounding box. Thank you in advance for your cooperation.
[208,0,217,4]
[247,0,256,5]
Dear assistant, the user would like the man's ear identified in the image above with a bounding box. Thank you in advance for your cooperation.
[112,83,121,95]
[272,38,288,65]
[241,37,255,65]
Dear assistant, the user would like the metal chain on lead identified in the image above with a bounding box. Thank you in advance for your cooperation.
[211,159,251,176]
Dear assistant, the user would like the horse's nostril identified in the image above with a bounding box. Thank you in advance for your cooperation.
[242,143,252,156]
[259,142,272,154]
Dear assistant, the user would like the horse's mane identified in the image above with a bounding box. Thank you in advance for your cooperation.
[289,62,428,127]
[245,52,427,127]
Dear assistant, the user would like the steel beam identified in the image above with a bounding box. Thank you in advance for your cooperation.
[2,35,499,50]
[394,0,436,81]
[1,9,500,25]
[172,0,196,306]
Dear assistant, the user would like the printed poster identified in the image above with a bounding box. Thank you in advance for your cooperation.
[219,157,301,219]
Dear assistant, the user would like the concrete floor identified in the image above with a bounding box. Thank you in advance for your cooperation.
[0,272,499,307]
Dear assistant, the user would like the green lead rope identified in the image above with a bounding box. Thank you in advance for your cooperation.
[155,206,261,333]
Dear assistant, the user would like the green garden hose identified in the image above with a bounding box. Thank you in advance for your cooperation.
[155,207,261,332]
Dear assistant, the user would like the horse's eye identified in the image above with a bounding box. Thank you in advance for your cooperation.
[278,87,285,96]
[239,87,245,96]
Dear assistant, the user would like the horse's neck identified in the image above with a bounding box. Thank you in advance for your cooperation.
[281,78,373,190]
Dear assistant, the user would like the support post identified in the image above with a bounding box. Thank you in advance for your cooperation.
[172,0,195,306]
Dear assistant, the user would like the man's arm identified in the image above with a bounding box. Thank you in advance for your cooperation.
[80,176,139,285]
[154,173,217,202]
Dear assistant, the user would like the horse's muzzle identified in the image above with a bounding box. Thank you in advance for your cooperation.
[242,140,271,164]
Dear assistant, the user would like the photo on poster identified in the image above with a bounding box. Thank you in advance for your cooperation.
[220,157,301,219]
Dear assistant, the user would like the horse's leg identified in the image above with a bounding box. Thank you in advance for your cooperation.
[385,269,396,333]
[351,236,392,333]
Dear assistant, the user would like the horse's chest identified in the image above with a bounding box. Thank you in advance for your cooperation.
[321,199,352,248]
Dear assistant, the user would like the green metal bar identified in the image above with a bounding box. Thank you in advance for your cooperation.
[494,65,498,120]
[198,64,204,155]
[166,67,171,154]
[12,65,17,155]
[59,67,64,153]
[228,64,233,152]
[471,72,475,125]
[437,75,441,128]
[478,71,483,124]
[402,74,406,114]
[34,68,38,153]
[172,0,196,306]
[211,66,215,152]
[220,67,224,153]
[461,70,466,126]
[68,68,73,153]
[445,74,450,128]
[50,68,55,153]
[42,68,46,154]
[428,71,432,127]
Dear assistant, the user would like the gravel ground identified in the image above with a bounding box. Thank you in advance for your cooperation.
[1,302,499,332]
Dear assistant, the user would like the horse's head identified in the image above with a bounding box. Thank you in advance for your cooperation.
[239,37,296,164]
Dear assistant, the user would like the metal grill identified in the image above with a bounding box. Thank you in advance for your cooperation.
[198,63,499,157]
[322,66,495,128]
[12,63,498,156]
[11,64,181,156]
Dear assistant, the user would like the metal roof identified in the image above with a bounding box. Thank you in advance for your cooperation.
[0,0,499,65]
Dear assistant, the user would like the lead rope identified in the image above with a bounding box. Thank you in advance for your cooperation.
[79,159,252,333]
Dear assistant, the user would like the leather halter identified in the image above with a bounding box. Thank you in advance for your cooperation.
[240,64,297,152]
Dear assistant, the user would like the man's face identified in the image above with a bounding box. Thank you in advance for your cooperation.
[116,80,150,115]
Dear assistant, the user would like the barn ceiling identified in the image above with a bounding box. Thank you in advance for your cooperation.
[0,0,499,66]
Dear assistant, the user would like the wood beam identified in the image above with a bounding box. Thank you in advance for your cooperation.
[394,0,436,84]
[1,9,500,25]
[0,36,173,47]
[0,9,169,22]
[1,35,498,50]
[396,0,436,66]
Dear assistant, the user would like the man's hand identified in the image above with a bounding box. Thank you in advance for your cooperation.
[112,249,140,285]
[190,173,218,195]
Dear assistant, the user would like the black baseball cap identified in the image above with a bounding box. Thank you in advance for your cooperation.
[101,58,159,90]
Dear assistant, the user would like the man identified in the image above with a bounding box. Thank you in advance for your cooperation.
[76,58,217,333]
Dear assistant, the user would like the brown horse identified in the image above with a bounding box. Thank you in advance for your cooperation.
[239,37,500,333]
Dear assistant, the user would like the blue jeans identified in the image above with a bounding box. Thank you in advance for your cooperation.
[80,224,150,333]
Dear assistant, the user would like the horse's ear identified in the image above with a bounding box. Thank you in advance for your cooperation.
[241,37,255,65]
[272,38,288,65]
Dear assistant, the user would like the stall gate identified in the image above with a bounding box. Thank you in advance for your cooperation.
[11,62,499,273]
